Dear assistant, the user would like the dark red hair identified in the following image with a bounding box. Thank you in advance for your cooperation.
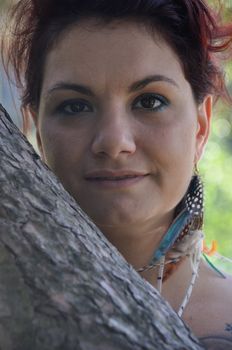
[2,0,232,113]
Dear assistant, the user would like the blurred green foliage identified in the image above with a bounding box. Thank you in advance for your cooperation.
[200,91,232,272]
[199,1,232,273]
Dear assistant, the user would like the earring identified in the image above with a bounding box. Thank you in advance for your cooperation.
[185,166,204,230]
[194,163,199,176]
[144,163,205,265]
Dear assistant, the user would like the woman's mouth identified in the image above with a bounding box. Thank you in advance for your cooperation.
[85,171,149,189]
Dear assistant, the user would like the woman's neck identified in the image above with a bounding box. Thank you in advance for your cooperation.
[98,210,174,270]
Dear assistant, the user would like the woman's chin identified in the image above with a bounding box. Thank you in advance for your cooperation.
[84,206,147,229]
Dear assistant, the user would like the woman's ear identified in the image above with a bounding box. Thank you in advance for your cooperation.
[22,106,45,161]
[195,95,212,163]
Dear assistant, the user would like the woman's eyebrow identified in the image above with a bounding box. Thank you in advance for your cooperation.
[45,74,179,100]
[45,83,94,99]
[129,74,179,92]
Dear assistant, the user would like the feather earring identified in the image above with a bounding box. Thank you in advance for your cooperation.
[136,173,205,319]
[148,174,204,266]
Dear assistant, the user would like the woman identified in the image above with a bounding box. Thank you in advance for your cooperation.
[2,0,232,342]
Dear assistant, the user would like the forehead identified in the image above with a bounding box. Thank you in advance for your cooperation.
[41,19,188,94]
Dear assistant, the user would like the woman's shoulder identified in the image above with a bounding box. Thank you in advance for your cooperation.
[200,273,232,340]
[183,259,232,340]
[199,335,232,350]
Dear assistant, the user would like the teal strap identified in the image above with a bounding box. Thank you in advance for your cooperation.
[151,210,190,263]
[202,253,227,279]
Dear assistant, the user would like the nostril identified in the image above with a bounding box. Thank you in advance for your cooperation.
[91,130,136,158]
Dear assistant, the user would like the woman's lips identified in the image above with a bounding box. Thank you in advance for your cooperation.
[85,172,149,189]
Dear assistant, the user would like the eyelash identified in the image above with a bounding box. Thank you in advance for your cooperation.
[55,93,169,116]
[55,98,93,115]
[132,93,169,112]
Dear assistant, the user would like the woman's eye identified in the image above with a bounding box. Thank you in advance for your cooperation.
[133,94,169,112]
[56,99,93,115]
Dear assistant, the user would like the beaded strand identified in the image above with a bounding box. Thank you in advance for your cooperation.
[177,235,203,317]
[157,255,165,293]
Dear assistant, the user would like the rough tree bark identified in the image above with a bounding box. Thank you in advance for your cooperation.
[0,104,205,350]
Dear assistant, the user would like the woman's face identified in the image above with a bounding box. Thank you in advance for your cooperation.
[34,19,211,230]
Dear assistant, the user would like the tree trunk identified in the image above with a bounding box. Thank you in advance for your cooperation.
[0,104,205,350]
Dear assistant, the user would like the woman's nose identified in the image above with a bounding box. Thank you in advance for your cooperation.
[91,112,136,159]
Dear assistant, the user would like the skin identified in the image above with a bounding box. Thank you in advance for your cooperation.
[29,19,232,337]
